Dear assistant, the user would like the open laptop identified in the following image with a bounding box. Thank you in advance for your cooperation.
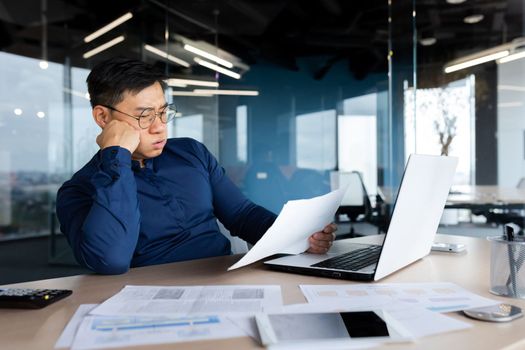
[264,154,458,281]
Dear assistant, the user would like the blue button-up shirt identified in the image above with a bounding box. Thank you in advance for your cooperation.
[56,138,277,274]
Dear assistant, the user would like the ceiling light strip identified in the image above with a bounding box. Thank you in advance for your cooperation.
[193,89,259,96]
[167,78,219,87]
[171,91,213,97]
[194,58,241,79]
[84,12,133,43]
[498,51,525,64]
[144,45,190,67]
[83,36,125,59]
[444,50,509,73]
[183,44,233,68]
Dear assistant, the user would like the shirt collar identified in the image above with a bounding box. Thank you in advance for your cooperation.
[131,158,154,171]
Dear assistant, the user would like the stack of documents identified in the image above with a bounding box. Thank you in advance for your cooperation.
[56,282,500,349]
[56,285,283,349]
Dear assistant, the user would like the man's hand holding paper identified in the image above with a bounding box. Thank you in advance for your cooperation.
[228,187,347,270]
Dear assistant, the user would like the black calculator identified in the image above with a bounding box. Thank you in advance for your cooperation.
[0,288,73,309]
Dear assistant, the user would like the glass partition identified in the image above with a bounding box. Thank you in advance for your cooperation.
[0,1,395,243]
[414,0,525,228]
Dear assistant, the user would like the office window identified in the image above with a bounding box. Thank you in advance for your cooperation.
[71,67,99,172]
[497,59,525,187]
[0,52,65,238]
[295,110,336,170]
[338,94,378,195]
[404,77,475,185]
[174,114,204,143]
[236,105,248,163]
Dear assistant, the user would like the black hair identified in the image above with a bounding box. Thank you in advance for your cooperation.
[86,57,167,108]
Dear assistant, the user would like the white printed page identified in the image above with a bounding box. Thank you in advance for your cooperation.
[90,285,283,316]
[55,304,98,348]
[300,282,499,313]
[228,187,347,270]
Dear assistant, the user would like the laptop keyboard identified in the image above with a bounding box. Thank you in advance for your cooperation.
[311,245,382,271]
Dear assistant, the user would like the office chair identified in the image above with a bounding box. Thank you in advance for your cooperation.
[330,171,373,238]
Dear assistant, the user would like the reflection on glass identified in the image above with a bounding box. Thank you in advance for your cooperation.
[236,105,247,163]
[0,52,64,238]
[295,110,336,170]
[404,77,474,185]
[338,94,378,196]
[71,67,99,172]
[174,114,204,142]
[497,58,525,187]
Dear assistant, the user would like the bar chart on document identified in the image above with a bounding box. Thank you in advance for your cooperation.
[300,283,498,312]
[70,314,245,349]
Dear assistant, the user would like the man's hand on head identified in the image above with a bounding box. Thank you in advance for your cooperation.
[306,223,337,254]
[96,119,141,154]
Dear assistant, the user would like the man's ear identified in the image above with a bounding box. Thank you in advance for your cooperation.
[92,105,109,128]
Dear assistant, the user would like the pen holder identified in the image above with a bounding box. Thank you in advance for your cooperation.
[488,236,525,299]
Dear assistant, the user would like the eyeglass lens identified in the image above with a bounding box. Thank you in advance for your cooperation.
[138,106,176,128]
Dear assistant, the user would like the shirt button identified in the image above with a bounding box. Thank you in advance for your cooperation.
[111,149,117,154]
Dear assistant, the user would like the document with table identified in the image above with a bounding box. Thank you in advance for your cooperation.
[90,285,283,316]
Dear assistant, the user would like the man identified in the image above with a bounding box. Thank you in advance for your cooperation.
[56,57,336,275]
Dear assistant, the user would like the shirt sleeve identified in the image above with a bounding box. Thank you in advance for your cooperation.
[194,142,277,245]
[56,146,140,274]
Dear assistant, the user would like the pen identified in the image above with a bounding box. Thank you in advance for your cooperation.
[505,224,515,242]
[505,224,519,296]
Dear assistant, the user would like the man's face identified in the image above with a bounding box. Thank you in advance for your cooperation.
[111,82,168,160]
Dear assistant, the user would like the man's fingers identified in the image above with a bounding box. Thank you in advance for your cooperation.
[313,231,336,241]
[323,223,337,233]
[309,235,332,248]
[307,223,338,254]
[307,234,332,253]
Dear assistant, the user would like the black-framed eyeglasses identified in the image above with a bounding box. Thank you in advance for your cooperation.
[101,103,178,129]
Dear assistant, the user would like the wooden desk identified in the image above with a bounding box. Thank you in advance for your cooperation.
[2,234,525,350]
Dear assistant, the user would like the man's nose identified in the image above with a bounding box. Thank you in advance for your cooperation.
[149,115,166,132]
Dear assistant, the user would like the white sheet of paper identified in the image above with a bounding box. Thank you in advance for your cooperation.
[55,304,98,348]
[300,282,499,313]
[90,285,283,316]
[227,315,259,339]
[281,301,471,339]
[70,314,245,350]
[228,187,347,270]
